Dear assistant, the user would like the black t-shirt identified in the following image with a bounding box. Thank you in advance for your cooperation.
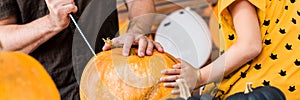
[0,0,119,99]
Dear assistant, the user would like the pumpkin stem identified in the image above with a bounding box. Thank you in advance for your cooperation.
[102,38,113,46]
[244,82,253,94]
[102,38,137,55]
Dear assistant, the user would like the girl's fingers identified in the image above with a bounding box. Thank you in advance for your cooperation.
[161,69,181,75]
[173,63,182,69]
[171,89,180,95]
[163,82,178,88]
[160,75,180,82]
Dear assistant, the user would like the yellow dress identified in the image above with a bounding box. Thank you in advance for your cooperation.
[216,0,300,99]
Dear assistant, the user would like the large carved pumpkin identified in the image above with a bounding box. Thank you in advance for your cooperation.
[0,43,60,100]
[80,48,179,99]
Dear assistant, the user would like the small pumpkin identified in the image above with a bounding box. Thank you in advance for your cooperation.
[226,82,286,100]
[0,42,60,100]
[80,39,179,99]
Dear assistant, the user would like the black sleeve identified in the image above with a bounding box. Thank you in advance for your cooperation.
[0,0,19,20]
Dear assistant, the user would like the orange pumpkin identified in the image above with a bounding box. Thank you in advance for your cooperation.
[0,42,60,100]
[80,48,179,100]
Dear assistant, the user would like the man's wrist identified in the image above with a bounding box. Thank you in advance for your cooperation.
[127,27,147,35]
[44,15,63,33]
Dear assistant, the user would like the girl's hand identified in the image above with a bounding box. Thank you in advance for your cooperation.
[160,60,202,94]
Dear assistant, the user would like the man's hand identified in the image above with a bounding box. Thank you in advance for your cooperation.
[45,0,78,32]
[0,0,78,53]
[101,0,161,57]
[160,60,202,94]
[102,33,164,57]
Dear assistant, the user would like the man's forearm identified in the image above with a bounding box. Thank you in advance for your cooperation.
[126,0,155,34]
[126,0,155,19]
[0,15,60,53]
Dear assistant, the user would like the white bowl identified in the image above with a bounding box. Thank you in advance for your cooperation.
[155,7,212,68]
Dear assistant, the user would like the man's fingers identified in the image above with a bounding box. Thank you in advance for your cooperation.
[102,44,112,51]
[146,39,154,55]
[153,41,164,52]
[160,75,180,82]
[122,37,134,56]
[107,34,161,57]
[111,38,120,44]
[71,0,75,4]
[137,36,147,57]
[102,38,121,51]
[70,5,78,13]
[60,4,77,15]
[161,69,181,75]
[46,0,76,11]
